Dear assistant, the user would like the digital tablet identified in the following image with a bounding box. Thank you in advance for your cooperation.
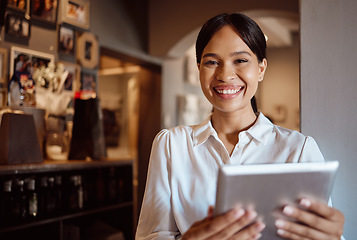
[214,161,339,239]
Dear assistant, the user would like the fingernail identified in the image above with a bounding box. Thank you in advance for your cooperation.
[233,208,245,219]
[256,222,266,231]
[254,233,262,239]
[247,210,258,220]
[283,206,294,216]
[300,198,312,208]
[277,229,286,236]
[275,219,286,228]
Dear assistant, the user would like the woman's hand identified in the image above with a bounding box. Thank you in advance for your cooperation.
[275,198,344,239]
[182,206,265,240]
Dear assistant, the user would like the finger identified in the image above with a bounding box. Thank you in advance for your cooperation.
[210,210,263,240]
[205,209,257,240]
[299,198,344,224]
[184,207,246,239]
[282,203,344,237]
[232,219,266,240]
[275,218,333,240]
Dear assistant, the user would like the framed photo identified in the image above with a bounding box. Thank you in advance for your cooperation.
[77,31,99,69]
[31,0,59,25]
[7,0,28,13]
[61,0,90,29]
[59,61,80,94]
[58,24,76,56]
[0,48,8,85]
[10,46,55,79]
[5,12,31,39]
[80,69,96,92]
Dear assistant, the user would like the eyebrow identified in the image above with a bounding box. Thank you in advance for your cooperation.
[230,51,252,57]
[202,51,252,59]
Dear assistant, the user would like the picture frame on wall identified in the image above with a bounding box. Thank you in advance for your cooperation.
[61,0,90,30]
[58,24,76,57]
[80,69,96,92]
[5,12,31,39]
[31,0,59,25]
[77,31,99,69]
[59,61,80,94]
[10,46,55,79]
[7,0,28,13]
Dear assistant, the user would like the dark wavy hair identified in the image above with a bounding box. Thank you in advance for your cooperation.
[195,13,266,113]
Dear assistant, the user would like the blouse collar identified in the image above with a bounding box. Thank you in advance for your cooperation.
[192,112,274,147]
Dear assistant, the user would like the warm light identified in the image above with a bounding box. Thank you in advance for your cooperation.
[264,34,268,42]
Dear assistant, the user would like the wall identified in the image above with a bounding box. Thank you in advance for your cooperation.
[258,33,300,131]
[0,0,159,69]
[300,0,357,238]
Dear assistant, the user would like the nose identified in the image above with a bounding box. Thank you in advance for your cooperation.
[216,64,236,82]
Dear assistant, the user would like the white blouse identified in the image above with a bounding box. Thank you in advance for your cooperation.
[136,113,325,240]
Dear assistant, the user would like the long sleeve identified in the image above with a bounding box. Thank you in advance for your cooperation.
[135,130,180,240]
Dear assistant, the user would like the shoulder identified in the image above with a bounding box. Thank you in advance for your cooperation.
[272,124,308,143]
[271,125,324,162]
[153,125,194,144]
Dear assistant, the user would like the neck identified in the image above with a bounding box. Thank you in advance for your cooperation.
[211,108,258,135]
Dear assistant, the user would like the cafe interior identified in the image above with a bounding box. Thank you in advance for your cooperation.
[0,0,355,239]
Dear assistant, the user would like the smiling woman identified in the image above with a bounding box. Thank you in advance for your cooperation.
[136,13,345,240]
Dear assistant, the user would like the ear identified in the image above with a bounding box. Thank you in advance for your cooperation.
[258,58,267,82]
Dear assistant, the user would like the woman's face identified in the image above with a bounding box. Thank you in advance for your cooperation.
[198,26,267,115]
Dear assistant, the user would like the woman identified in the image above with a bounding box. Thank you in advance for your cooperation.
[136,13,344,239]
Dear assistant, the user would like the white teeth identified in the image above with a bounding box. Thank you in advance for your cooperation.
[216,87,242,94]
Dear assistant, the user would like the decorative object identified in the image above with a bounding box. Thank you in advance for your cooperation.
[31,0,59,25]
[32,61,73,116]
[0,112,43,164]
[58,24,76,57]
[61,0,90,29]
[77,31,99,69]
[10,46,54,80]
[5,12,30,39]
[59,61,80,94]
[7,0,28,13]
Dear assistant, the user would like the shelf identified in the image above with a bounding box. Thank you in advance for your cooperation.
[0,201,133,233]
[0,160,134,239]
[0,158,134,175]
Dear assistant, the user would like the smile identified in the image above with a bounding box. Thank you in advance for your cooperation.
[214,86,243,95]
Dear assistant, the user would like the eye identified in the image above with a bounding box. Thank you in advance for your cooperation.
[203,60,218,66]
[234,59,248,64]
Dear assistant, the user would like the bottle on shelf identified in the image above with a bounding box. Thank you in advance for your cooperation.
[46,177,57,216]
[38,176,48,219]
[68,175,83,211]
[1,179,15,226]
[26,178,38,220]
[13,179,27,223]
